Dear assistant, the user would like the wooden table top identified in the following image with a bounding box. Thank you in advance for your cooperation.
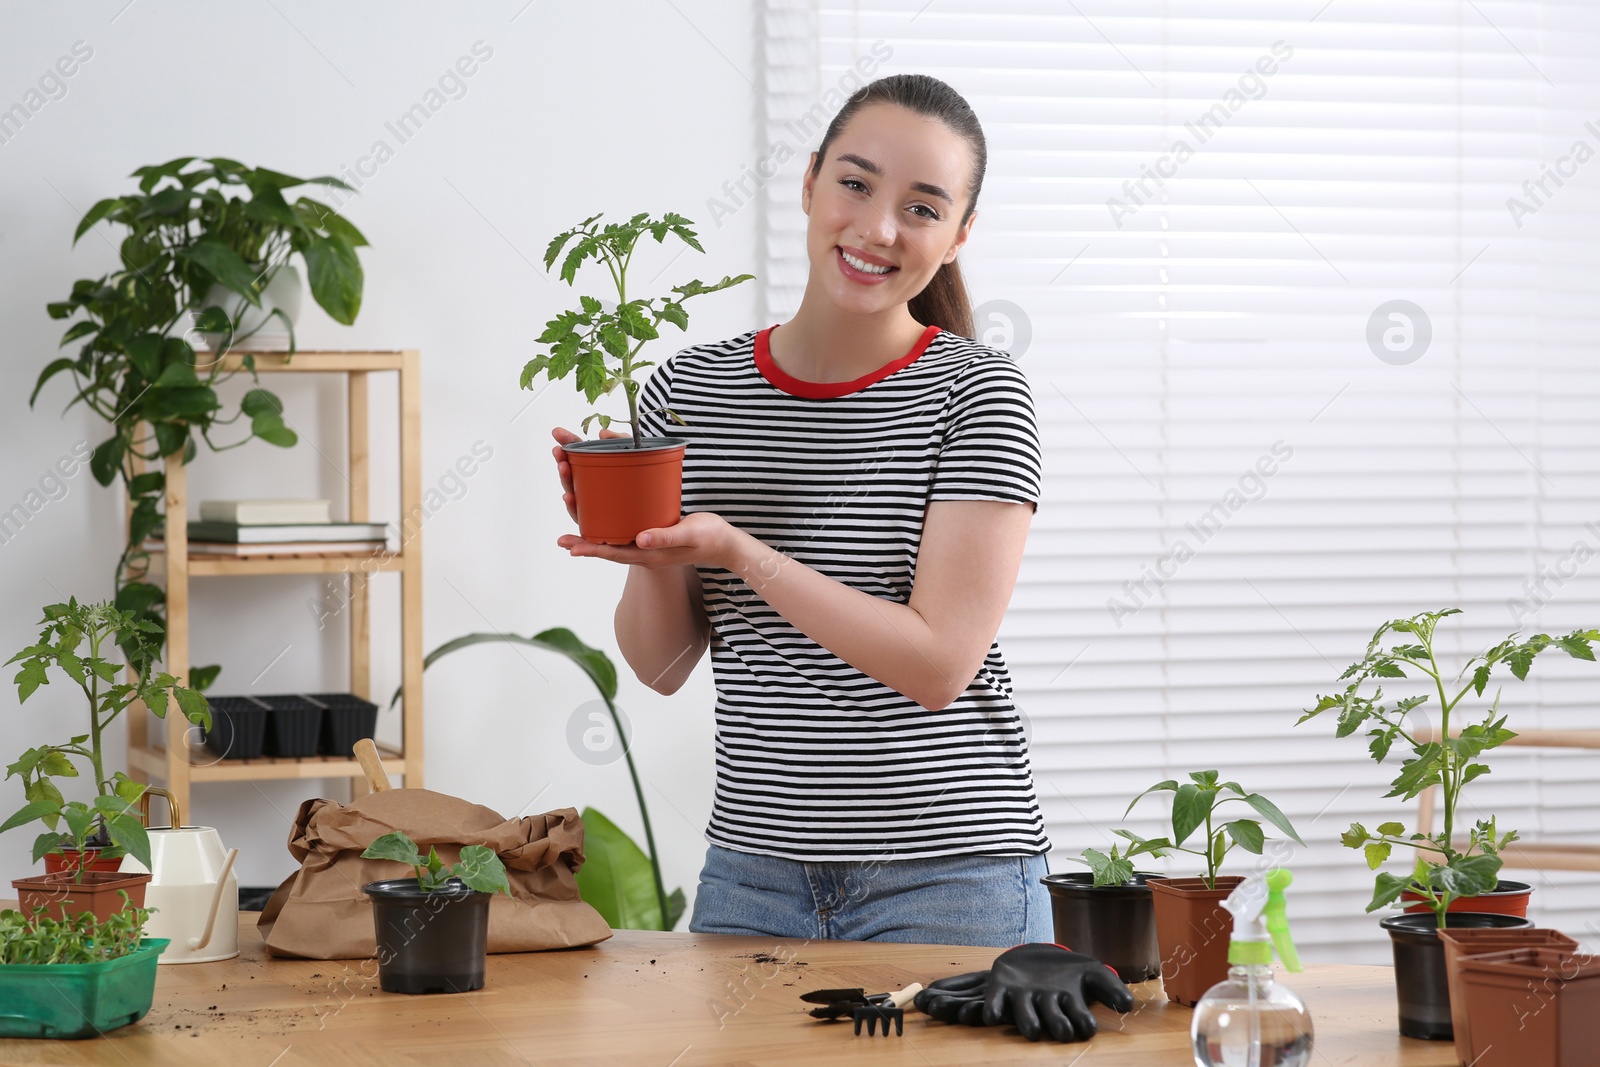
[0,915,1457,1066]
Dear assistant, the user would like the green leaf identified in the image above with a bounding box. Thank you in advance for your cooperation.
[106,813,151,872]
[1341,823,1370,849]
[1376,821,1406,837]
[664,888,686,931]
[90,436,125,487]
[658,301,688,330]
[172,687,211,730]
[1508,645,1536,680]
[1,799,60,835]
[362,830,423,868]
[1558,633,1596,661]
[1367,871,1411,913]
[184,239,261,305]
[73,197,124,243]
[395,626,618,709]
[14,659,49,703]
[29,357,80,407]
[300,237,363,324]
[1365,841,1392,869]
[1225,819,1265,854]
[1241,793,1304,844]
[453,844,511,896]
[1170,783,1213,848]
[188,664,221,693]
[1432,853,1502,899]
[1123,779,1179,818]
[574,807,669,930]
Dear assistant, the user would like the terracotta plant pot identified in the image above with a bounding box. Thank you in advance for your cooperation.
[1380,911,1531,1040]
[1457,946,1600,1066]
[1402,878,1532,917]
[1041,872,1162,983]
[1440,926,1578,1063]
[562,437,687,546]
[1147,875,1242,1006]
[11,871,153,923]
[42,848,125,877]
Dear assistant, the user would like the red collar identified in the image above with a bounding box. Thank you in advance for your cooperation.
[754,323,941,399]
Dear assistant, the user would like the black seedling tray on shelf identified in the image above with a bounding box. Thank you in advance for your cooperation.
[202,696,270,759]
[307,692,380,757]
[259,695,325,758]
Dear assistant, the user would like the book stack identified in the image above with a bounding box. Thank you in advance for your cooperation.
[151,499,390,557]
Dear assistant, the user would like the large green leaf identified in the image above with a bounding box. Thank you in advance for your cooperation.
[184,239,261,305]
[1170,783,1213,848]
[1241,792,1304,845]
[300,237,363,325]
[575,807,668,930]
[393,627,617,708]
[362,830,423,869]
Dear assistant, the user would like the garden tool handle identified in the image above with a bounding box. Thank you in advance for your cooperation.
[890,983,923,1010]
[188,847,239,951]
[353,738,391,792]
[140,786,181,830]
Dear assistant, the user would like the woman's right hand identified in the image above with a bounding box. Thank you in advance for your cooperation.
[551,426,629,524]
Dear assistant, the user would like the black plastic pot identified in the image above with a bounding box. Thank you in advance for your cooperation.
[309,692,379,757]
[363,878,491,995]
[1380,911,1532,1040]
[1041,872,1162,983]
[260,695,324,758]
[202,696,269,759]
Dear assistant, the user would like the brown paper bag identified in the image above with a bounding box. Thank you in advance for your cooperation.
[258,788,612,958]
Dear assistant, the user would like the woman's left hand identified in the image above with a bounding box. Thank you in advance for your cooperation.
[557,511,746,571]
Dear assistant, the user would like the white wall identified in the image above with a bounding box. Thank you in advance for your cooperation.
[0,1,764,908]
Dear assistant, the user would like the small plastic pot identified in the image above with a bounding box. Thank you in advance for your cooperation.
[309,692,379,756]
[42,848,124,877]
[259,695,324,758]
[1457,945,1600,1066]
[1401,878,1532,917]
[1380,911,1531,1040]
[202,696,269,759]
[1041,872,1161,983]
[1440,926,1579,1062]
[1147,875,1243,1006]
[363,878,491,995]
[12,871,153,923]
[562,436,687,546]
[0,938,168,1039]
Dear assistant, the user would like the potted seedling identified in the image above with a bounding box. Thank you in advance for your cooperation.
[360,830,512,994]
[1298,607,1597,1040]
[3,598,209,913]
[1041,840,1169,983]
[1119,771,1304,1006]
[522,211,753,545]
[0,896,167,1039]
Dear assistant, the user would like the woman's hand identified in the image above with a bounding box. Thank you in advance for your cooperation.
[557,511,746,571]
[551,425,629,524]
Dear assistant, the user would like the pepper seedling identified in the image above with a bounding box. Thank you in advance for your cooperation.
[361,830,511,896]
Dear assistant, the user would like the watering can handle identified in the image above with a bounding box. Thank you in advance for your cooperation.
[140,786,181,830]
[188,847,240,952]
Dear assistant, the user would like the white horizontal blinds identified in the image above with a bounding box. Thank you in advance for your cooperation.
[763,1,1600,959]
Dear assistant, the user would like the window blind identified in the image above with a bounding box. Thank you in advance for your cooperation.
[762,0,1600,962]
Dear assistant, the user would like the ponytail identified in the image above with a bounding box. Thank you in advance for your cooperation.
[809,73,986,339]
[909,259,974,339]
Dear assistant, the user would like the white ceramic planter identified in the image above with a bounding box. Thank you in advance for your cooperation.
[193,263,303,352]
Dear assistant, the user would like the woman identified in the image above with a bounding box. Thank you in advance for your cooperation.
[550,74,1050,946]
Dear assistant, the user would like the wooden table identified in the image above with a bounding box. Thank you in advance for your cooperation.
[0,915,1457,1066]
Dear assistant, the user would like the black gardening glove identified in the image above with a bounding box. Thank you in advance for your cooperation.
[914,944,1134,1042]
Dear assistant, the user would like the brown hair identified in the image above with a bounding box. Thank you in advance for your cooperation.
[808,73,987,339]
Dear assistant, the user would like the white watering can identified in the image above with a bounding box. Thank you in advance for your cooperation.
[118,788,240,964]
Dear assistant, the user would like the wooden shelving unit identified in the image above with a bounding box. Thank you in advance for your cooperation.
[125,350,423,817]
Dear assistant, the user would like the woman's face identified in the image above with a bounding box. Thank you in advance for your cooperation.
[802,102,976,318]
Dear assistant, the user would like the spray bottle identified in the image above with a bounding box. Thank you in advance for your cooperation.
[1190,868,1313,1067]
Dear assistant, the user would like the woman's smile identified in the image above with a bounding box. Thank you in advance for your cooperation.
[836,245,899,284]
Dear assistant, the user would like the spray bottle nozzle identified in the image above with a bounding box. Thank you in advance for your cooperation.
[1224,868,1302,972]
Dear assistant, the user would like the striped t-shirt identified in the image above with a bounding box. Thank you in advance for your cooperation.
[635,322,1049,861]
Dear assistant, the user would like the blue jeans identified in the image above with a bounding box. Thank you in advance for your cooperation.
[687,844,1053,947]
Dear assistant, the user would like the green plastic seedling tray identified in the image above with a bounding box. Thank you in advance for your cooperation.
[0,938,168,1039]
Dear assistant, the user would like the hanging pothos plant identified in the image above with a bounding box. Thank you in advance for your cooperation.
[33,157,367,680]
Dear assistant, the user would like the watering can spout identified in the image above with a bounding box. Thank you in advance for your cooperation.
[188,848,240,951]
